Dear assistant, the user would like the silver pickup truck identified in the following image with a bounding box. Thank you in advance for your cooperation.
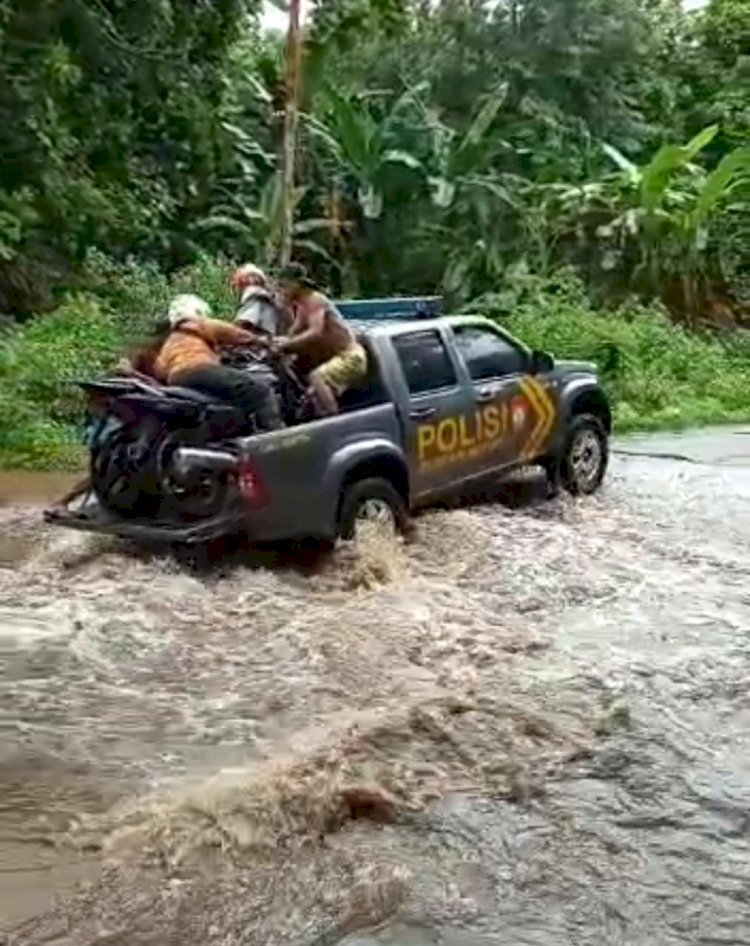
[47,298,611,548]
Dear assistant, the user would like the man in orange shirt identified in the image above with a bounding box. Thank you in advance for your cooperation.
[154,294,282,431]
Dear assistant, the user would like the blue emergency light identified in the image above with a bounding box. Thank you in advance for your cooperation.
[334,296,442,321]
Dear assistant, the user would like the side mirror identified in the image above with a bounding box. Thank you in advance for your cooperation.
[531,349,554,374]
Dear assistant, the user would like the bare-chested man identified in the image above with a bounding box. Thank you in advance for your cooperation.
[275,264,367,415]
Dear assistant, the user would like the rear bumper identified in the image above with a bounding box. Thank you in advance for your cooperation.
[43,500,246,546]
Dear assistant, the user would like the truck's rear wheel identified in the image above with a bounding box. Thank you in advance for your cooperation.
[338,477,408,540]
[561,414,609,495]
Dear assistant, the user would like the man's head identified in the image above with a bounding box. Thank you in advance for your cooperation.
[168,293,211,328]
[276,262,319,303]
[231,263,269,294]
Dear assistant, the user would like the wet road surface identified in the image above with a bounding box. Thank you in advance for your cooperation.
[1,427,748,945]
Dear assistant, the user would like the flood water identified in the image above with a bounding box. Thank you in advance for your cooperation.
[0,471,80,507]
[1,429,749,945]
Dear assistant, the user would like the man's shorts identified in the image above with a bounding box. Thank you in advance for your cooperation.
[313,343,368,395]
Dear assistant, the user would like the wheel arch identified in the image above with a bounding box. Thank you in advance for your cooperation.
[566,383,612,434]
[338,453,409,507]
[318,441,410,537]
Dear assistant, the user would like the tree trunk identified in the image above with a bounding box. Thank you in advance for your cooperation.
[280,0,302,267]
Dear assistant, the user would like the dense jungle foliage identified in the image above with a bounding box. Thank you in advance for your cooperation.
[0,0,748,466]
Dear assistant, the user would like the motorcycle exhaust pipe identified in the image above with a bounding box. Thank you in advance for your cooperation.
[171,447,239,477]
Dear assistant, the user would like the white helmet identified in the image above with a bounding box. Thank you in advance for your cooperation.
[232,263,268,289]
[168,293,211,328]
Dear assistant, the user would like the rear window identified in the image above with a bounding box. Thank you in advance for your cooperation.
[393,331,457,394]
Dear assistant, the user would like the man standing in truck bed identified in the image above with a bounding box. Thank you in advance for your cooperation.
[276,263,367,415]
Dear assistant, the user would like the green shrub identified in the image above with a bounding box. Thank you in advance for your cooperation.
[82,250,173,339]
[82,250,236,342]
[477,273,750,431]
[0,295,120,468]
[171,255,237,322]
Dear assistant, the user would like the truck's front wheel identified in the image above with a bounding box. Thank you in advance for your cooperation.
[561,414,609,495]
[338,477,408,540]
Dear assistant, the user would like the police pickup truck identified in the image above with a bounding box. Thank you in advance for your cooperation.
[47,297,611,547]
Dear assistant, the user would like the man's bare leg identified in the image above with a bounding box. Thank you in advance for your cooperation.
[49,476,91,515]
[308,371,339,416]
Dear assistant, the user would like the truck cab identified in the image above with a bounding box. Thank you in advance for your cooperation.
[336,299,610,510]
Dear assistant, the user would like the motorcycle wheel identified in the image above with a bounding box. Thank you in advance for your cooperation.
[91,423,161,517]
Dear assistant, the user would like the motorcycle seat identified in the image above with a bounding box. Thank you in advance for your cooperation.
[160,385,217,404]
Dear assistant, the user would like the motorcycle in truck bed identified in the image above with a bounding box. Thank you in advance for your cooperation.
[46,297,612,547]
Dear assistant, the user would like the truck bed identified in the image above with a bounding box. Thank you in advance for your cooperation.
[238,401,404,541]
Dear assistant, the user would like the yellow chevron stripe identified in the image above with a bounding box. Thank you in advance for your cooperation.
[528,377,555,456]
[520,377,556,460]
[519,378,546,460]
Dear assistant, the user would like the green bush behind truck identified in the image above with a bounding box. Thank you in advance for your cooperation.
[48,300,611,547]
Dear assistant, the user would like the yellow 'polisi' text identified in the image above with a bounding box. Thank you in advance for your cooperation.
[417,404,509,469]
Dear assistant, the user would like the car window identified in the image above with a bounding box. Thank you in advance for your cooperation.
[453,326,527,380]
[393,330,457,394]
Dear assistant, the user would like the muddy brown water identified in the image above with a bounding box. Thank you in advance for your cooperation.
[0,471,80,507]
[1,430,749,945]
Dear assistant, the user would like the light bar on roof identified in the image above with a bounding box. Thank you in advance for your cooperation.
[334,296,443,321]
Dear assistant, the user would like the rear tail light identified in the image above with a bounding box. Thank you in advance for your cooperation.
[237,459,268,508]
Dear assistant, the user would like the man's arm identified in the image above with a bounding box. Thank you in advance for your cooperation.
[286,302,305,336]
[207,319,266,349]
[278,301,325,352]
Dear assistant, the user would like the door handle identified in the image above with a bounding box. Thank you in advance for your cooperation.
[409,406,437,420]
[476,387,498,403]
